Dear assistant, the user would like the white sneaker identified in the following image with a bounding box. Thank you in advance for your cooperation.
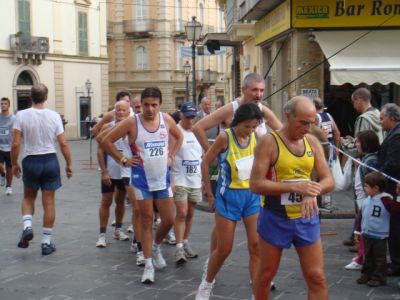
[152,218,161,230]
[0,176,5,187]
[195,279,214,300]
[5,187,12,195]
[127,224,134,233]
[141,265,155,284]
[136,251,145,266]
[130,241,138,253]
[96,235,106,248]
[111,220,116,227]
[345,261,362,270]
[113,230,129,241]
[152,246,167,269]
[163,229,176,245]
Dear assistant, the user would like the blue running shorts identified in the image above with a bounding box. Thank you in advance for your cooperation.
[134,186,173,200]
[257,207,320,249]
[215,186,260,221]
[22,153,61,191]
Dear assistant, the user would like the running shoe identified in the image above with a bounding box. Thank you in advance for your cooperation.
[175,247,187,265]
[127,224,134,233]
[141,265,155,284]
[136,251,145,266]
[152,218,161,230]
[96,235,106,248]
[345,261,362,270]
[195,279,214,300]
[130,241,138,253]
[41,242,56,256]
[201,258,216,284]
[17,227,34,248]
[152,246,167,269]
[113,230,129,241]
[111,220,116,227]
[184,245,198,258]
[163,229,176,245]
[5,187,12,195]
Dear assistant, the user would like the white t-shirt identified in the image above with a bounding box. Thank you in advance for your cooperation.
[13,108,64,156]
[171,124,203,188]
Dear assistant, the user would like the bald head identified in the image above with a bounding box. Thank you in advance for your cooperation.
[200,97,211,114]
[284,96,316,118]
[115,100,130,121]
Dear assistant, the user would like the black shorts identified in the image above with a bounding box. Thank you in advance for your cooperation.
[101,178,128,194]
[0,150,11,169]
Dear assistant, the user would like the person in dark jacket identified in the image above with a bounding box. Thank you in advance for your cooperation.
[378,103,400,276]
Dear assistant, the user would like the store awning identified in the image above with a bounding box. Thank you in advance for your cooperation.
[314,30,400,85]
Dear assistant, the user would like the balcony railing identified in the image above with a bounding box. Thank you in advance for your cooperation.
[197,69,218,84]
[123,19,156,34]
[10,34,49,65]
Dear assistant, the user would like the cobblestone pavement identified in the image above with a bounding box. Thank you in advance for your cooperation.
[0,140,399,300]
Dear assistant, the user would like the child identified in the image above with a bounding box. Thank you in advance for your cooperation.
[355,172,400,287]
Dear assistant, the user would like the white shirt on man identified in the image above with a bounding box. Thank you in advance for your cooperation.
[13,108,64,156]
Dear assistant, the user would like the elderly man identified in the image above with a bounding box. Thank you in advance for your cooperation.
[194,97,218,140]
[378,103,400,276]
[193,73,282,151]
[250,96,334,299]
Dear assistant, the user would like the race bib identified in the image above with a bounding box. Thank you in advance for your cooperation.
[0,127,9,136]
[235,155,254,180]
[182,160,200,175]
[281,179,309,205]
[144,141,166,160]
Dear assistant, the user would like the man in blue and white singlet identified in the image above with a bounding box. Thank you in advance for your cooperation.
[101,87,183,284]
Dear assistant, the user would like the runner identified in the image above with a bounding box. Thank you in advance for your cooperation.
[100,87,183,283]
[0,97,16,195]
[11,83,73,255]
[195,103,263,300]
[170,102,202,264]
[250,96,334,299]
[95,101,132,248]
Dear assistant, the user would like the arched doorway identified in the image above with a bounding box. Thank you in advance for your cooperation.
[15,70,36,110]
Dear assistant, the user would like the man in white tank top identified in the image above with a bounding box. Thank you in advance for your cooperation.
[170,102,203,264]
[193,73,282,152]
[101,87,183,284]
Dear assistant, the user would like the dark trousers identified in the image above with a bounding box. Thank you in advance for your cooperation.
[389,216,400,270]
[361,237,387,283]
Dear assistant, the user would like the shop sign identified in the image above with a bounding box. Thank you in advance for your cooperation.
[255,0,290,45]
[292,0,400,28]
[301,88,319,100]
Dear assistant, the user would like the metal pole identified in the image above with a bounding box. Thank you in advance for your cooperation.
[185,75,189,100]
[191,42,196,107]
[88,88,93,168]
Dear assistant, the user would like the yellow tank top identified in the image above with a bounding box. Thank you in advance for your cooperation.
[262,131,314,219]
[217,128,257,189]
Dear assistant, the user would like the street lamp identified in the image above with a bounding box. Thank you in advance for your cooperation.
[85,79,93,168]
[183,61,191,101]
[185,16,202,107]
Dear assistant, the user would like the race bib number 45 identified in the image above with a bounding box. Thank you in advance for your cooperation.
[281,179,309,205]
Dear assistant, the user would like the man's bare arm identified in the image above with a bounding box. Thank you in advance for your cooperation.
[263,106,282,131]
[164,113,183,158]
[92,111,115,137]
[10,129,22,178]
[193,105,232,151]
[57,133,73,178]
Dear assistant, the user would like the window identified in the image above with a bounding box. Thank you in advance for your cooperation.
[136,0,148,19]
[78,12,88,56]
[136,46,148,70]
[18,0,30,35]
[175,0,182,20]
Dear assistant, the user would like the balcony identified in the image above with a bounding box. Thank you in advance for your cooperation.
[123,19,155,37]
[197,69,218,85]
[10,34,49,65]
[239,0,284,21]
[225,0,255,41]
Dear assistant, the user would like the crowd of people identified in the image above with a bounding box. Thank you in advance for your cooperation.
[2,75,400,299]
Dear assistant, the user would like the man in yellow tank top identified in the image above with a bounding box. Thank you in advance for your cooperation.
[250,96,334,299]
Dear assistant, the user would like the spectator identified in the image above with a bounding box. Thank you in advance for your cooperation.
[194,97,218,140]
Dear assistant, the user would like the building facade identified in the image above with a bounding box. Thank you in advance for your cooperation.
[214,0,400,134]
[107,0,226,111]
[0,0,109,139]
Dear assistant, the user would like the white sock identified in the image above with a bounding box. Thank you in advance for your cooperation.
[42,227,53,245]
[152,242,161,250]
[176,243,183,248]
[144,258,152,268]
[22,215,33,230]
[183,239,189,247]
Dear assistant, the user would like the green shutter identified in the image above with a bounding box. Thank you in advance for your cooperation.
[78,12,88,56]
[18,0,30,35]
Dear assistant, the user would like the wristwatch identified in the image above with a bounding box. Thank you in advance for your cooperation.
[120,156,128,166]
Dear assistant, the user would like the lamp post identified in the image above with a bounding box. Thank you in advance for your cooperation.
[183,61,191,101]
[185,16,202,107]
[85,79,93,168]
